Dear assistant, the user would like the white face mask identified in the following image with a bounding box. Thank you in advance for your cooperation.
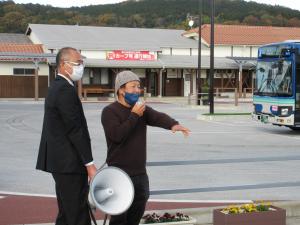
[66,64,84,81]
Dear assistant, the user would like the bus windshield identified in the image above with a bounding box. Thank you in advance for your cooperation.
[255,60,293,97]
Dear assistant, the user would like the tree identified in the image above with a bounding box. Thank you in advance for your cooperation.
[1,0,300,33]
[288,17,300,27]
[96,13,118,26]
[0,11,26,32]
[243,15,260,26]
[130,14,145,27]
[273,14,288,27]
[260,14,275,26]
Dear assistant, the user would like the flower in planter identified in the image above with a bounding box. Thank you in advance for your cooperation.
[221,202,272,215]
[141,212,190,224]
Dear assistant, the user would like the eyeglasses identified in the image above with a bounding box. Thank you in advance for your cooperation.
[64,60,85,66]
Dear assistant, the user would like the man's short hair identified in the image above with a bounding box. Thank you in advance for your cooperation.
[56,47,78,68]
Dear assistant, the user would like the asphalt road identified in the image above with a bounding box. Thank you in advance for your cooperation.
[1,100,300,201]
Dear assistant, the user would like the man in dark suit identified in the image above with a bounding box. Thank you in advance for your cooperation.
[36,47,97,225]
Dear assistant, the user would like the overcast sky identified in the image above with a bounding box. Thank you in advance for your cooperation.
[13,0,127,7]
[12,0,300,11]
[244,0,300,11]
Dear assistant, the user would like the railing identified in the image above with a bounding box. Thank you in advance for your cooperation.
[82,87,114,101]
[242,88,254,98]
[188,87,253,106]
[81,87,149,101]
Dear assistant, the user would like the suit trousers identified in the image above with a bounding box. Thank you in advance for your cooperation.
[109,174,149,225]
[52,173,91,225]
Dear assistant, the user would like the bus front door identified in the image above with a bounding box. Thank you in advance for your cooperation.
[295,56,300,124]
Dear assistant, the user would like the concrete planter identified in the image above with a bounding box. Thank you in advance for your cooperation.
[213,205,286,225]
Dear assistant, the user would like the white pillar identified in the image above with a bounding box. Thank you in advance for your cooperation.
[34,60,39,101]
[193,70,197,95]
[158,69,163,98]
[238,63,243,98]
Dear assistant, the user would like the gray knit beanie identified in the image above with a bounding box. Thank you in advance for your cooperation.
[115,70,140,99]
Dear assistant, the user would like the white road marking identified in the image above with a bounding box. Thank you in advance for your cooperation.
[199,119,255,127]
[149,130,252,134]
[0,191,254,204]
[0,191,55,198]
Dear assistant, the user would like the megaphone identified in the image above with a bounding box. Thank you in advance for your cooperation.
[89,166,134,215]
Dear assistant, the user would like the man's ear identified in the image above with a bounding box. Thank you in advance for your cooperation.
[118,88,125,97]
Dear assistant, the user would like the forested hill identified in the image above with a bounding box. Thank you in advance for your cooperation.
[1,0,300,33]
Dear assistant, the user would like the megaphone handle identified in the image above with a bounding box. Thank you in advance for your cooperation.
[87,202,98,225]
[99,162,107,170]
[103,214,108,225]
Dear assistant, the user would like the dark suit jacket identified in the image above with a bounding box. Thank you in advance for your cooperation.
[36,75,93,174]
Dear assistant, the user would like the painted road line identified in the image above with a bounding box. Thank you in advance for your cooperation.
[147,155,300,166]
[150,181,300,195]
[149,199,253,203]
[0,191,253,204]
[149,130,253,134]
[0,191,55,198]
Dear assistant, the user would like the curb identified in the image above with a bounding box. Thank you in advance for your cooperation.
[14,201,300,225]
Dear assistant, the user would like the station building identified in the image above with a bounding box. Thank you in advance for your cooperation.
[2,24,300,98]
[26,24,214,98]
[0,34,51,98]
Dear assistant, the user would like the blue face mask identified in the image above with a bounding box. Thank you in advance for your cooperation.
[124,92,140,106]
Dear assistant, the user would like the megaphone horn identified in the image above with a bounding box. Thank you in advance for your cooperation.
[94,188,114,203]
[89,166,134,216]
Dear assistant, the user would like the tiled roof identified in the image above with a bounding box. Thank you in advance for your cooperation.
[26,24,198,51]
[183,24,300,46]
[0,33,32,44]
[0,43,44,53]
[0,43,45,62]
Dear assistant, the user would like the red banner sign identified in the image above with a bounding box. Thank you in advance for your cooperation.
[106,50,155,61]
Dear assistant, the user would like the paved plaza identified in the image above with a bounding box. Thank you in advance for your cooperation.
[1,99,300,201]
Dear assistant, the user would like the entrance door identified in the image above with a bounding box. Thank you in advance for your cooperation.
[295,55,300,124]
[148,72,157,96]
[184,74,191,96]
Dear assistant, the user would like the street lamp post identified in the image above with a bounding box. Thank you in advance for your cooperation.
[197,0,202,105]
[209,0,215,114]
[187,0,202,105]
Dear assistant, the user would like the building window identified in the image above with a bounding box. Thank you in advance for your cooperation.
[13,68,35,75]
[82,68,109,85]
[101,68,109,84]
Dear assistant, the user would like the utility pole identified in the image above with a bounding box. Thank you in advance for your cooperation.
[209,0,215,114]
[197,0,202,105]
